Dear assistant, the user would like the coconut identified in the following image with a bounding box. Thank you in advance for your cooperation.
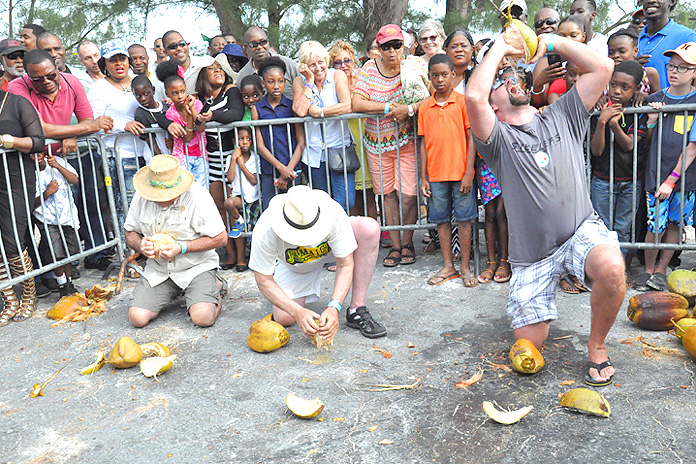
[140,356,175,378]
[108,336,143,368]
[140,342,171,358]
[672,318,696,339]
[80,351,106,375]
[503,19,538,63]
[682,326,696,358]
[286,392,324,419]
[559,388,611,417]
[247,318,290,353]
[151,233,177,257]
[47,294,90,320]
[509,339,544,374]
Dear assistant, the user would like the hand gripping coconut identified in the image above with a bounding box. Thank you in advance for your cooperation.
[489,0,538,63]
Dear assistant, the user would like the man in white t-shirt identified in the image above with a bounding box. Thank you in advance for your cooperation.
[249,185,386,340]
[570,0,607,56]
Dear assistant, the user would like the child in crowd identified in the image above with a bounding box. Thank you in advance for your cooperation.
[224,127,260,272]
[548,60,582,104]
[589,60,649,287]
[636,43,696,292]
[157,60,211,185]
[128,75,171,155]
[541,16,586,105]
[607,28,660,94]
[239,74,264,121]
[32,153,80,297]
[251,57,305,209]
[418,54,477,287]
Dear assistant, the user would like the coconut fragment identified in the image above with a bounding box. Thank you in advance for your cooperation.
[286,392,324,419]
[140,355,175,378]
[482,401,533,424]
[80,351,106,375]
[559,388,611,417]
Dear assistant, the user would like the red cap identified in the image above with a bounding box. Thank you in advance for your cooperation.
[376,24,404,45]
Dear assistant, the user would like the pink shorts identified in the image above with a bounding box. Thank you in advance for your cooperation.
[366,141,417,196]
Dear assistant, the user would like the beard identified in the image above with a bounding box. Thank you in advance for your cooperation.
[509,92,530,107]
[5,63,25,77]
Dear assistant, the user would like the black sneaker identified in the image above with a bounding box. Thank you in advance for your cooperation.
[59,282,78,298]
[346,306,387,339]
[84,257,113,271]
[42,276,60,293]
[35,280,51,298]
[71,265,81,280]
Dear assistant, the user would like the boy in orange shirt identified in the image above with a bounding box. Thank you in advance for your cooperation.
[419,54,477,287]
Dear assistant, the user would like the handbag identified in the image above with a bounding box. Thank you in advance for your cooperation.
[327,143,360,173]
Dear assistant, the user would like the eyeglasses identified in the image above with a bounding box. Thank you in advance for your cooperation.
[245,39,269,49]
[5,51,24,60]
[632,18,647,26]
[420,35,438,43]
[379,41,403,51]
[29,72,57,82]
[333,58,353,68]
[534,18,560,29]
[166,41,188,51]
[153,44,163,49]
[667,63,696,73]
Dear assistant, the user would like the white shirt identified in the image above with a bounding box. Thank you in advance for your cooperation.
[123,182,226,288]
[588,32,608,57]
[249,196,358,275]
[154,55,209,101]
[224,151,260,204]
[33,157,80,228]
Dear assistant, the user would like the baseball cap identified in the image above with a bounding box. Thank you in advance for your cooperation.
[664,42,696,66]
[376,24,404,45]
[100,39,129,59]
[0,38,25,55]
[500,0,528,15]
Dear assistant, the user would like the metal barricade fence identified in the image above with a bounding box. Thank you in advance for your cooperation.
[111,113,480,270]
[585,103,696,251]
[0,136,123,291]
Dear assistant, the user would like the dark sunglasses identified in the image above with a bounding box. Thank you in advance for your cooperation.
[333,58,353,68]
[30,72,57,82]
[379,41,403,51]
[166,41,188,51]
[5,51,24,60]
[245,39,269,49]
[534,18,560,29]
[632,17,647,25]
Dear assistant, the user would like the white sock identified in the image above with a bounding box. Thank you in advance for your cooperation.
[55,274,67,285]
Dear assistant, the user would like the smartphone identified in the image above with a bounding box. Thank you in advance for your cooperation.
[200,101,212,113]
[547,53,562,66]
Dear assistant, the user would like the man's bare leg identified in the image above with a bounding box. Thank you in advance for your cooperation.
[514,321,550,348]
[272,297,307,326]
[348,217,380,308]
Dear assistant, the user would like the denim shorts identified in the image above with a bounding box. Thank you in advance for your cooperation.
[428,181,477,224]
[646,190,695,234]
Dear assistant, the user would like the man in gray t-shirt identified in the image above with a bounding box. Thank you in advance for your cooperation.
[465,35,625,387]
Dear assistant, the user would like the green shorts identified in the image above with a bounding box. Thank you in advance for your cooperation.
[130,269,224,313]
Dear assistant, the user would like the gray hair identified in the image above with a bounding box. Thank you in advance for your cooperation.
[419,19,446,42]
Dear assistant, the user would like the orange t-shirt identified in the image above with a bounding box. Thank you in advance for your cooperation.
[417,91,472,182]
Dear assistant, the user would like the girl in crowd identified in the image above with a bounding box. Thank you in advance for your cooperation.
[251,57,305,209]
[607,28,660,94]
[418,19,446,64]
[292,41,354,211]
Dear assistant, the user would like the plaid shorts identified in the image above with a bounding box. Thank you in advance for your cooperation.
[506,216,619,329]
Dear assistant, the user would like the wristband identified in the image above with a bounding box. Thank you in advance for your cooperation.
[304,82,313,89]
[547,34,556,52]
[327,299,342,312]
[664,181,676,190]
[647,122,657,129]
[671,171,681,179]
[179,242,187,254]
[384,102,391,115]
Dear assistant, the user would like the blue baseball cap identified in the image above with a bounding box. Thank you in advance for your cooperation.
[221,43,248,65]
[100,39,129,59]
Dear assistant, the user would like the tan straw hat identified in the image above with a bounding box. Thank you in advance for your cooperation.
[132,155,194,202]
[268,185,335,247]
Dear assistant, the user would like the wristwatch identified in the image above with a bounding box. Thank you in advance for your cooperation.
[407,104,415,118]
[0,134,15,150]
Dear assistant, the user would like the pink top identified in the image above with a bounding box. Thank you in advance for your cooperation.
[165,100,206,164]
[8,73,93,124]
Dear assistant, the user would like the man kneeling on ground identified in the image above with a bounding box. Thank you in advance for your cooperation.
[125,155,228,327]
[250,185,386,341]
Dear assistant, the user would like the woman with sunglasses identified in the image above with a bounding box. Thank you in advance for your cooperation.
[352,24,429,267]
[186,55,245,269]
[418,19,446,64]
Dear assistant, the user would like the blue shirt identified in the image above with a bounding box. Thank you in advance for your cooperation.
[255,95,297,175]
[639,20,696,90]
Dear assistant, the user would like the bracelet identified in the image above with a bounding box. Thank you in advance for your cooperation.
[384,102,391,115]
[185,126,194,132]
[320,107,324,118]
[530,83,547,95]
[304,82,313,89]
[179,242,187,254]
[547,34,556,52]
[327,299,342,312]
[303,91,312,100]
[664,180,676,190]
[647,121,657,129]
[671,170,681,179]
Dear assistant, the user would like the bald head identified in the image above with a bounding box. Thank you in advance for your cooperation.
[243,27,271,64]
[534,8,560,35]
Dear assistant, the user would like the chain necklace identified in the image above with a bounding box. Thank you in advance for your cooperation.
[107,76,131,93]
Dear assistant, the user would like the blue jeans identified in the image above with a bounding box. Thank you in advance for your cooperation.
[428,180,478,223]
[590,177,643,251]
[303,161,356,212]
[185,156,208,187]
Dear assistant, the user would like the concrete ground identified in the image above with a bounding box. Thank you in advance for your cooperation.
[2,230,696,464]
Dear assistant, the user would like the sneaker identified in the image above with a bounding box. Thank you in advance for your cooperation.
[71,265,81,280]
[84,257,113,271]
[59,282,78,298]
[346,306,387,339]
[229,220,244,239]
[380,231,392,248]
[42,276,60,293]
[35,280,51,298]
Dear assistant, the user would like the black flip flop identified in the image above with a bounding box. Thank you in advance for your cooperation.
[584,360,614,387]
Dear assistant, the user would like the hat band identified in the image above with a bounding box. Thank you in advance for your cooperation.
[283,207,320,230]
[149,174,182,189]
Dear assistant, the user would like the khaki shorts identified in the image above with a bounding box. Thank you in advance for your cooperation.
[131,269,224,313]
[366,140,417,196]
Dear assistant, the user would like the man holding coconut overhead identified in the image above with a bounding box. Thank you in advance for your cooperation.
[465,31,625,386]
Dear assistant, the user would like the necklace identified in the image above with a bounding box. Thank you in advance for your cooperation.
[108,76,131,93]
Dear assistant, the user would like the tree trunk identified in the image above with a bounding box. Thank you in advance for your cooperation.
[362,0,408,50]
[445,0,472,32]
[211,0,247,40]
[267,6,283,52]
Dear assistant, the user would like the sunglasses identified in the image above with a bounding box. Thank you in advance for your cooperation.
[30,72,57,82]
[379,41,403,51]
[632,18,647,25]
[166,41,189,51]
[420,35,438,43]
[333,58,353,68]
[5,51,25,60]
[534,18,560,29]
[245,39,269,49]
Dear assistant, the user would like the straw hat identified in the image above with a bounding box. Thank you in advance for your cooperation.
[267,185,335,247]
[132,155,194,202]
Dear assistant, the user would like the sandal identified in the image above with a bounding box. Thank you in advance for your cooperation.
[0,306,18,327]
[399,243,416,265]
[461,273,479,288]
[382,248,401,267]
[12,301,35,322]
[427,270,459,286]
[560,274,580,294]
[584,360,614,387]
[478,262,497,284]
[493,258,511,283]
